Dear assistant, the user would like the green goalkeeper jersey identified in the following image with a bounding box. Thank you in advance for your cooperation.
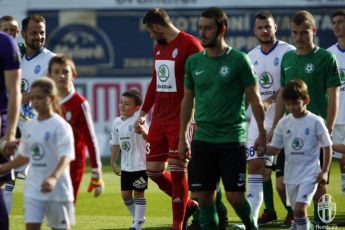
[281,47,341,119]
[184,47,257,143]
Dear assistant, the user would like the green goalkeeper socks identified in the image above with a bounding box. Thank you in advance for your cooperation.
[199,204,218,230]
[215,186,227,213]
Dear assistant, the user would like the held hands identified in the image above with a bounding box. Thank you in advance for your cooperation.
[0,138,18,157]
[134,116,146,134]
[41,176,57,193]
[178,137,191,162]
[253,131,267,157]
[87,168,104,197]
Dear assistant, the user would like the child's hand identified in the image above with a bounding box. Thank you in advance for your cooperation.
[41,176,57,193]
[317,171,328,185]
[112,164,121,176]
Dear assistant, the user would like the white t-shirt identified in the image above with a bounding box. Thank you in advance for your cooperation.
[248,41,295,132]
[17,114,75,202]
[271,112,332,184]
[109,112,146,172]
[19,48,56,129]
[327,43,345,124]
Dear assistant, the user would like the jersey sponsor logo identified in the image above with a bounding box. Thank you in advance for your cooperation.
[158,64,169,82]
[219,65,230,78]
[21,79,30,93]
[195,70,204,76]
[292,137,303,150]
[340,69,345,86]
[172,48,178,58]
[274,57,279,66]
[121,140,131,151]
[260,90,276,96]
[34,65,41,75]
[304,63,315,74]
[31,143,45,161]
[259,72,273,89]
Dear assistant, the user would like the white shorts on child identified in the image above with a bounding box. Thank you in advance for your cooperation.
[286,180,318,210]
[24,197,75,229]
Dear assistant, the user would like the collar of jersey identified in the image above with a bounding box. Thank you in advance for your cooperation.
[336,43,345,53]
[24,47,44,61]
[203,47,232,56]
[59,88,75,105]
[260,40,279,56]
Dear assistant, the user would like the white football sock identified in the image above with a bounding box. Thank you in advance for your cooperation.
[247,174,263,226]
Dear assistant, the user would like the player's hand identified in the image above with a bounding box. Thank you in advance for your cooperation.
[254,131,266,157]
[134,116,146,134]
[0,138,18,157]
[178,137,191,162]
[317,171,328,185]
[41,176,57,193]
[87,168,104,197]
[112,164,121,176]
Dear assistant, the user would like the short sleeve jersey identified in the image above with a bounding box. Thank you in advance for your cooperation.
[185,47,257,143]
[0,32,20,111]
[109,111,147,172]
[141,32,203,124]
[281,47,341,119]
[17,114,75,202]
[19,48,55,127]
[271,112,332,184]
[327,44,345,124]
[248,41,295,130]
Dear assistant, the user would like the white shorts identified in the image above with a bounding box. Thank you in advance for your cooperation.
[247,131,273,165]
[286,181,318,210]
[24,197,75,229]
[332,124,345,159]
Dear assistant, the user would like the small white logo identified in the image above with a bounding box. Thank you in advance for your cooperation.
[317,194,336,224]
[219,65,230,77]
[156,50,160,55]
[305,63,315,74]
[237,182,245,187]
[195,70,205,76]
[284,66,292,71]
[172,48,178,58]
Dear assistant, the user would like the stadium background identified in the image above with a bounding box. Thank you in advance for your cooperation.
[1,0,344,156]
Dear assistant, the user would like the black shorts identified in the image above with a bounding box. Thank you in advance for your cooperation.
[188,140,246,192]
[275,149,285,177]
[121,170,148,192]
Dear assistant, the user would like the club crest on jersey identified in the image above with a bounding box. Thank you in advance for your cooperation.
[21,79,30,93]
[274,57,279,66]
[259,72,273,89]
[65,111,72,121]
[304,63,315,74]
[44,132,50,141]
[31,143,45,161]
[158,64,169,82]
[172,48,178,58]
[219,65,230,78]
[34,65,41,75]
[305,128,310,135]
[128,125,132,132]
[122,141,131,151]
[292,137,304,150]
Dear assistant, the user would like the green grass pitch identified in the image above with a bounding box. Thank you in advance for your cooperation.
[9,159,345,229]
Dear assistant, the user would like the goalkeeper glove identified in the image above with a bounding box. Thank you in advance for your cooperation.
[87,168,104,197]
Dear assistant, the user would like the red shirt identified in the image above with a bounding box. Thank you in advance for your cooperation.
[59,90,101,169]
[141,32,203,124]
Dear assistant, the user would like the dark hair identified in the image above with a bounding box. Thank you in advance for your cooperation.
[48,54,77,75]
[22,15,45,31]
[282,80,309,101]
[122,90,142,106]
[292,10,315,28]
[201,7,228,37]
[31,77,61,114]
[255,11,274,21]
[332,10,345,19]
[143,8,171,27]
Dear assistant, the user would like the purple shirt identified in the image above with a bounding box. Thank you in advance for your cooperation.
[0,32,20,111]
